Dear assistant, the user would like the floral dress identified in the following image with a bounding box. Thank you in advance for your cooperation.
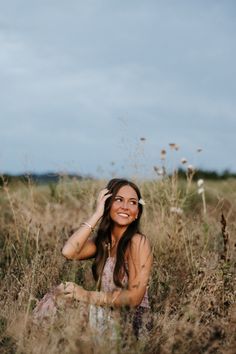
[33,257,152,338]
[89,256,152,338]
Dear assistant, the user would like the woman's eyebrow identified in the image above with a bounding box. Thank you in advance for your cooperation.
[115,195,138,201]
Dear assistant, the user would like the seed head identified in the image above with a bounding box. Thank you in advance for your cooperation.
[169,143,176,150]
[181,158,187,164]
[170,207,183,215]
[153,166,164,175]
[160,149,166,160]
[187,164,194,172]
[198,187,205,195]
[197,179,204,187]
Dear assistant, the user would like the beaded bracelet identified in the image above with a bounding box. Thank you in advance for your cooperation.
[80,222,94,232]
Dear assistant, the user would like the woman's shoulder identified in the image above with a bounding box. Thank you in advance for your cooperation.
[130,233,150,246]
[126,233,153,266]
[128,233,152,256]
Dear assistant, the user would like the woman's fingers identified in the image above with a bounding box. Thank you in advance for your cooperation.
[56,283,87,301]
[56,283,65,293]
[95,188,112,217]
[103,192,112,201]
[99,189,112,203]
[57,282,76,294]
[97,188,107,198]
[97,188,110,200]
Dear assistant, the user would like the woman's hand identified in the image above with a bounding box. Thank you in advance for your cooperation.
[56,282,87,301]
[94,188,112,219]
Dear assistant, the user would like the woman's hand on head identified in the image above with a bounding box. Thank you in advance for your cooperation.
[95,188,112,219]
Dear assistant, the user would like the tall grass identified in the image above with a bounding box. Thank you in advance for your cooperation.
[0,172,235,353]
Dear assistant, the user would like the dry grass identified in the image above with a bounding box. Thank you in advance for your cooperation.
[0,174,235,353]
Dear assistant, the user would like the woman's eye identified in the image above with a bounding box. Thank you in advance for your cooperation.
[114,198,137,205]
[115,197,122,202]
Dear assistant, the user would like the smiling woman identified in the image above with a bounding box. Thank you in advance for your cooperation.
[33,178,153,339]
[109,185,139,227]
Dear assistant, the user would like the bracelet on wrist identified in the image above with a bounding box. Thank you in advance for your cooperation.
[80,222,94,232]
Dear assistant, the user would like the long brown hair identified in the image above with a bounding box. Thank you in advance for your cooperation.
[92,178,143,289]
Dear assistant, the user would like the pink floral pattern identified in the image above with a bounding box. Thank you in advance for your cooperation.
[101,257,150,308]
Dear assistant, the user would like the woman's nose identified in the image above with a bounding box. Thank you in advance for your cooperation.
[121,200,129,209]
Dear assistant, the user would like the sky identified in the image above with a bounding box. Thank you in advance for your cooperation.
[0,0,236,179]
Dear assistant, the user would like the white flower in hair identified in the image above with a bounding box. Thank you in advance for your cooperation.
[139,198,146,205]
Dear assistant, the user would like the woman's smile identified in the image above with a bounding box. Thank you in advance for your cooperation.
[117,212,129,218]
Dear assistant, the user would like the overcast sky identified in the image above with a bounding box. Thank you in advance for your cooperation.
[0,0,235,178]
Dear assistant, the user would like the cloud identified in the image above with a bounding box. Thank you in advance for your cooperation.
[0,0,236,175]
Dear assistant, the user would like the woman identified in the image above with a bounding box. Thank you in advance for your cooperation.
[33,178,153,338]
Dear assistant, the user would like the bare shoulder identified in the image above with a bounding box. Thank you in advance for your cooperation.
[128,233,152,259]
[130,233,151,249]
[127,233,153,272]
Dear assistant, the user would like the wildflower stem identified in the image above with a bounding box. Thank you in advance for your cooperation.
[202,191,206,215]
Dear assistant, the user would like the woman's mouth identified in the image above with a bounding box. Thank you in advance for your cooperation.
[117,213,129,218]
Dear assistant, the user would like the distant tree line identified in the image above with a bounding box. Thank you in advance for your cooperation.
[177,168,236,181]
[0,169,236,187]
[0,173,83,187]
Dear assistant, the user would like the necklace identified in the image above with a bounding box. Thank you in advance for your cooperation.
[107,238,118,257]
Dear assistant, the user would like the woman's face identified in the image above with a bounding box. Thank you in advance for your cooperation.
[109,185,139,227]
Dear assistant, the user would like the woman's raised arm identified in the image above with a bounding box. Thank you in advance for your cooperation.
[62,188,112,260]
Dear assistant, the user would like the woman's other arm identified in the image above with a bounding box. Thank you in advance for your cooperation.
[60,234,153,307]
[110,234,153,307]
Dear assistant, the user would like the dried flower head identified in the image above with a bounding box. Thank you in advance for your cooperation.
[181,158,187,164]
[154,166,164,176]
[198,187,205,195]
[153,166,159,172]
[160,149,166,160]
[169,143,176,150]
[197,179,204,187]
[187,164,194,172]
[170,206,183,215]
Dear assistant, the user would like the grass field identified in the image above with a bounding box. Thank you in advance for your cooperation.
[0,173,235,353]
